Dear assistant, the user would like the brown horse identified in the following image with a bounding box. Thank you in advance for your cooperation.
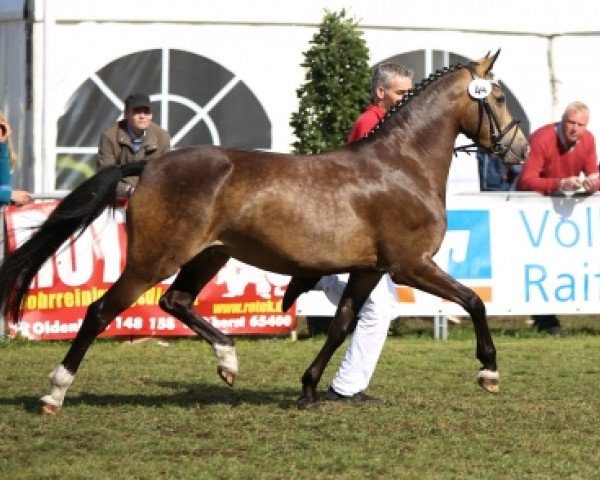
[0,51,527,412]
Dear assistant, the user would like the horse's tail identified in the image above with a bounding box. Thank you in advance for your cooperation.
[0,160,148,322]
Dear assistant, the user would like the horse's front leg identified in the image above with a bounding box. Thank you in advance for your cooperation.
[297,272,381,410]
[392,262,499,393]
[282,275,321,312]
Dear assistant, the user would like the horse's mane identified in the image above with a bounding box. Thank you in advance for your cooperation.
[363,62,466,140]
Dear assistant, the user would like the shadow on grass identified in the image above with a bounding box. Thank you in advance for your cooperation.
[0,381,311,413]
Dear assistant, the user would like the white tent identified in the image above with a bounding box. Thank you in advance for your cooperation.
[2,0,600,194]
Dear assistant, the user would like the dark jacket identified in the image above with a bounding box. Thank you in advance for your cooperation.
[477,150,522,191]
[97,119,171,198]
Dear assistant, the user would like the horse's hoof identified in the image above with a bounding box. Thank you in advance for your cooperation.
[477,369,500,394]
[296,396,320,411]
[478,377,499,393]
[40,401,60,415]
[217,366,235,386]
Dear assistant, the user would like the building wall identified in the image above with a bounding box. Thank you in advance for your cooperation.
[2,0,599,193]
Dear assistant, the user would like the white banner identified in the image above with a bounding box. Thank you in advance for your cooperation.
[297,192,600,317]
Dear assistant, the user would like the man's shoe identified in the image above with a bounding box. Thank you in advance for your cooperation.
[325,387,381,403]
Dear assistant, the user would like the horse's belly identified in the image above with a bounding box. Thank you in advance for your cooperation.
[224,240,376,277]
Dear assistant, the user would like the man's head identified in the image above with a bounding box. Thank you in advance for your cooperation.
[124,93,153,135]
[561,101,589,145]
[371,63,414,113]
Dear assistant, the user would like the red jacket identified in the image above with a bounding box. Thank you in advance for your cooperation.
[347,105,385,143]
[516,123,599,194]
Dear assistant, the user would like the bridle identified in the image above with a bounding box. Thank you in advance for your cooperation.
[453,63,521,157]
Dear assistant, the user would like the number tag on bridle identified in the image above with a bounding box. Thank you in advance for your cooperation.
[468,78,492,99]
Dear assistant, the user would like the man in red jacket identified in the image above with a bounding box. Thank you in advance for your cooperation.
[347,64,413,142]
[517,101,599,194]
[319,63,414,402]
[517,101,599,335]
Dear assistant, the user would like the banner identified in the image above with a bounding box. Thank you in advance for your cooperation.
[4,201,295,340]
[5,193,600,340]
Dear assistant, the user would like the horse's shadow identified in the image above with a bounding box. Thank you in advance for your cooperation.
[1,381,308,413]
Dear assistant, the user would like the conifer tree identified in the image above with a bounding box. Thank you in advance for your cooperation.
[290,9,371,154]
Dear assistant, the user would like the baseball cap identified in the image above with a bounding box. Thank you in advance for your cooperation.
[125,93,151,110]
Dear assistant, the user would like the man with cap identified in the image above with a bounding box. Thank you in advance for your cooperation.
[97,93,171,199]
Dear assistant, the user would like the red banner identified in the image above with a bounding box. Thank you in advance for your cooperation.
[4,201,296,340]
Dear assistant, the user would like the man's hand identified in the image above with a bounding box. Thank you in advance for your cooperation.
[0,121,11,142]
[582,172,599,192]
[560,173,600,193]
[11,190,32,205]
[559,176,583,192]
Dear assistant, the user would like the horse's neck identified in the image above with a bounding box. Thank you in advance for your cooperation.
[376,98,459,195]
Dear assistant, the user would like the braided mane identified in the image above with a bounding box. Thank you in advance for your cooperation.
[364,63,466,139]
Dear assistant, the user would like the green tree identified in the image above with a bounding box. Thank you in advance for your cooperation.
[290,9,371,154]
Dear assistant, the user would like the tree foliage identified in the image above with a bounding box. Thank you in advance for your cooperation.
[290,9,371,154]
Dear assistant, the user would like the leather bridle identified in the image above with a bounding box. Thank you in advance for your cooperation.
[453,63,521,158]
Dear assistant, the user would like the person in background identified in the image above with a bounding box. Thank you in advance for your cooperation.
[0,114,32,206]
[516,101,600,336]
[313,63,414,403]
[97,93,171,199]
[477,148,521,191]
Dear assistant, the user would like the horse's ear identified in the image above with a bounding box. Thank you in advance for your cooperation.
[485,49,501,74]
[475,49,501,77]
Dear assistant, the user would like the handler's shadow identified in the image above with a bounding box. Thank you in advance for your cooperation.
[3,382,304,413]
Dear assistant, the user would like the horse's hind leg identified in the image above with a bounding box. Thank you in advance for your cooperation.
[391,259,499,393]
[297,271,381,410]
[158,249,238,386]
[40,271,156,414]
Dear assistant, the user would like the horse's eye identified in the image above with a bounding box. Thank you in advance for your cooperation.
[495,95,506,105]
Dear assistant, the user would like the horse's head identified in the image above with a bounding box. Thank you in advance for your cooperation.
[460,50,528,165]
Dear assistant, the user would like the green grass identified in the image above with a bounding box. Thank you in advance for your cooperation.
[1,330,600,479]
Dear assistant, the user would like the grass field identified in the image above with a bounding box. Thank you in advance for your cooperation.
[2,322,600,479]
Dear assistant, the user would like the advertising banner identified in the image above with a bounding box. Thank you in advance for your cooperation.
[4,201,295,340]
[5,192,600,340]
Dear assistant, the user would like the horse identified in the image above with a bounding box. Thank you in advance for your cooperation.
[0,50,527,413]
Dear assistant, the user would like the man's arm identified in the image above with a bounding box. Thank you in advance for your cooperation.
[97,129,132,198]
[0,142,12,204]
[97,131,117,169]
[515,143,560,194]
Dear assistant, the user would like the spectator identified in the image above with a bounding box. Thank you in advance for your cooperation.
[477,148,521,191]
[517,101,599,195]
[0,114,32,206]
[516,101,600,336]
[316,63,414,403]
[97,93,171,199]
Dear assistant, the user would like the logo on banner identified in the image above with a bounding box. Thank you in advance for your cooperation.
[397,210,492,302]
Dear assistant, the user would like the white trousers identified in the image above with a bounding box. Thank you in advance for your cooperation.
[316,273,400,396]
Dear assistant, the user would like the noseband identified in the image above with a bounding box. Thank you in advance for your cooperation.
[453,63,520,157]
